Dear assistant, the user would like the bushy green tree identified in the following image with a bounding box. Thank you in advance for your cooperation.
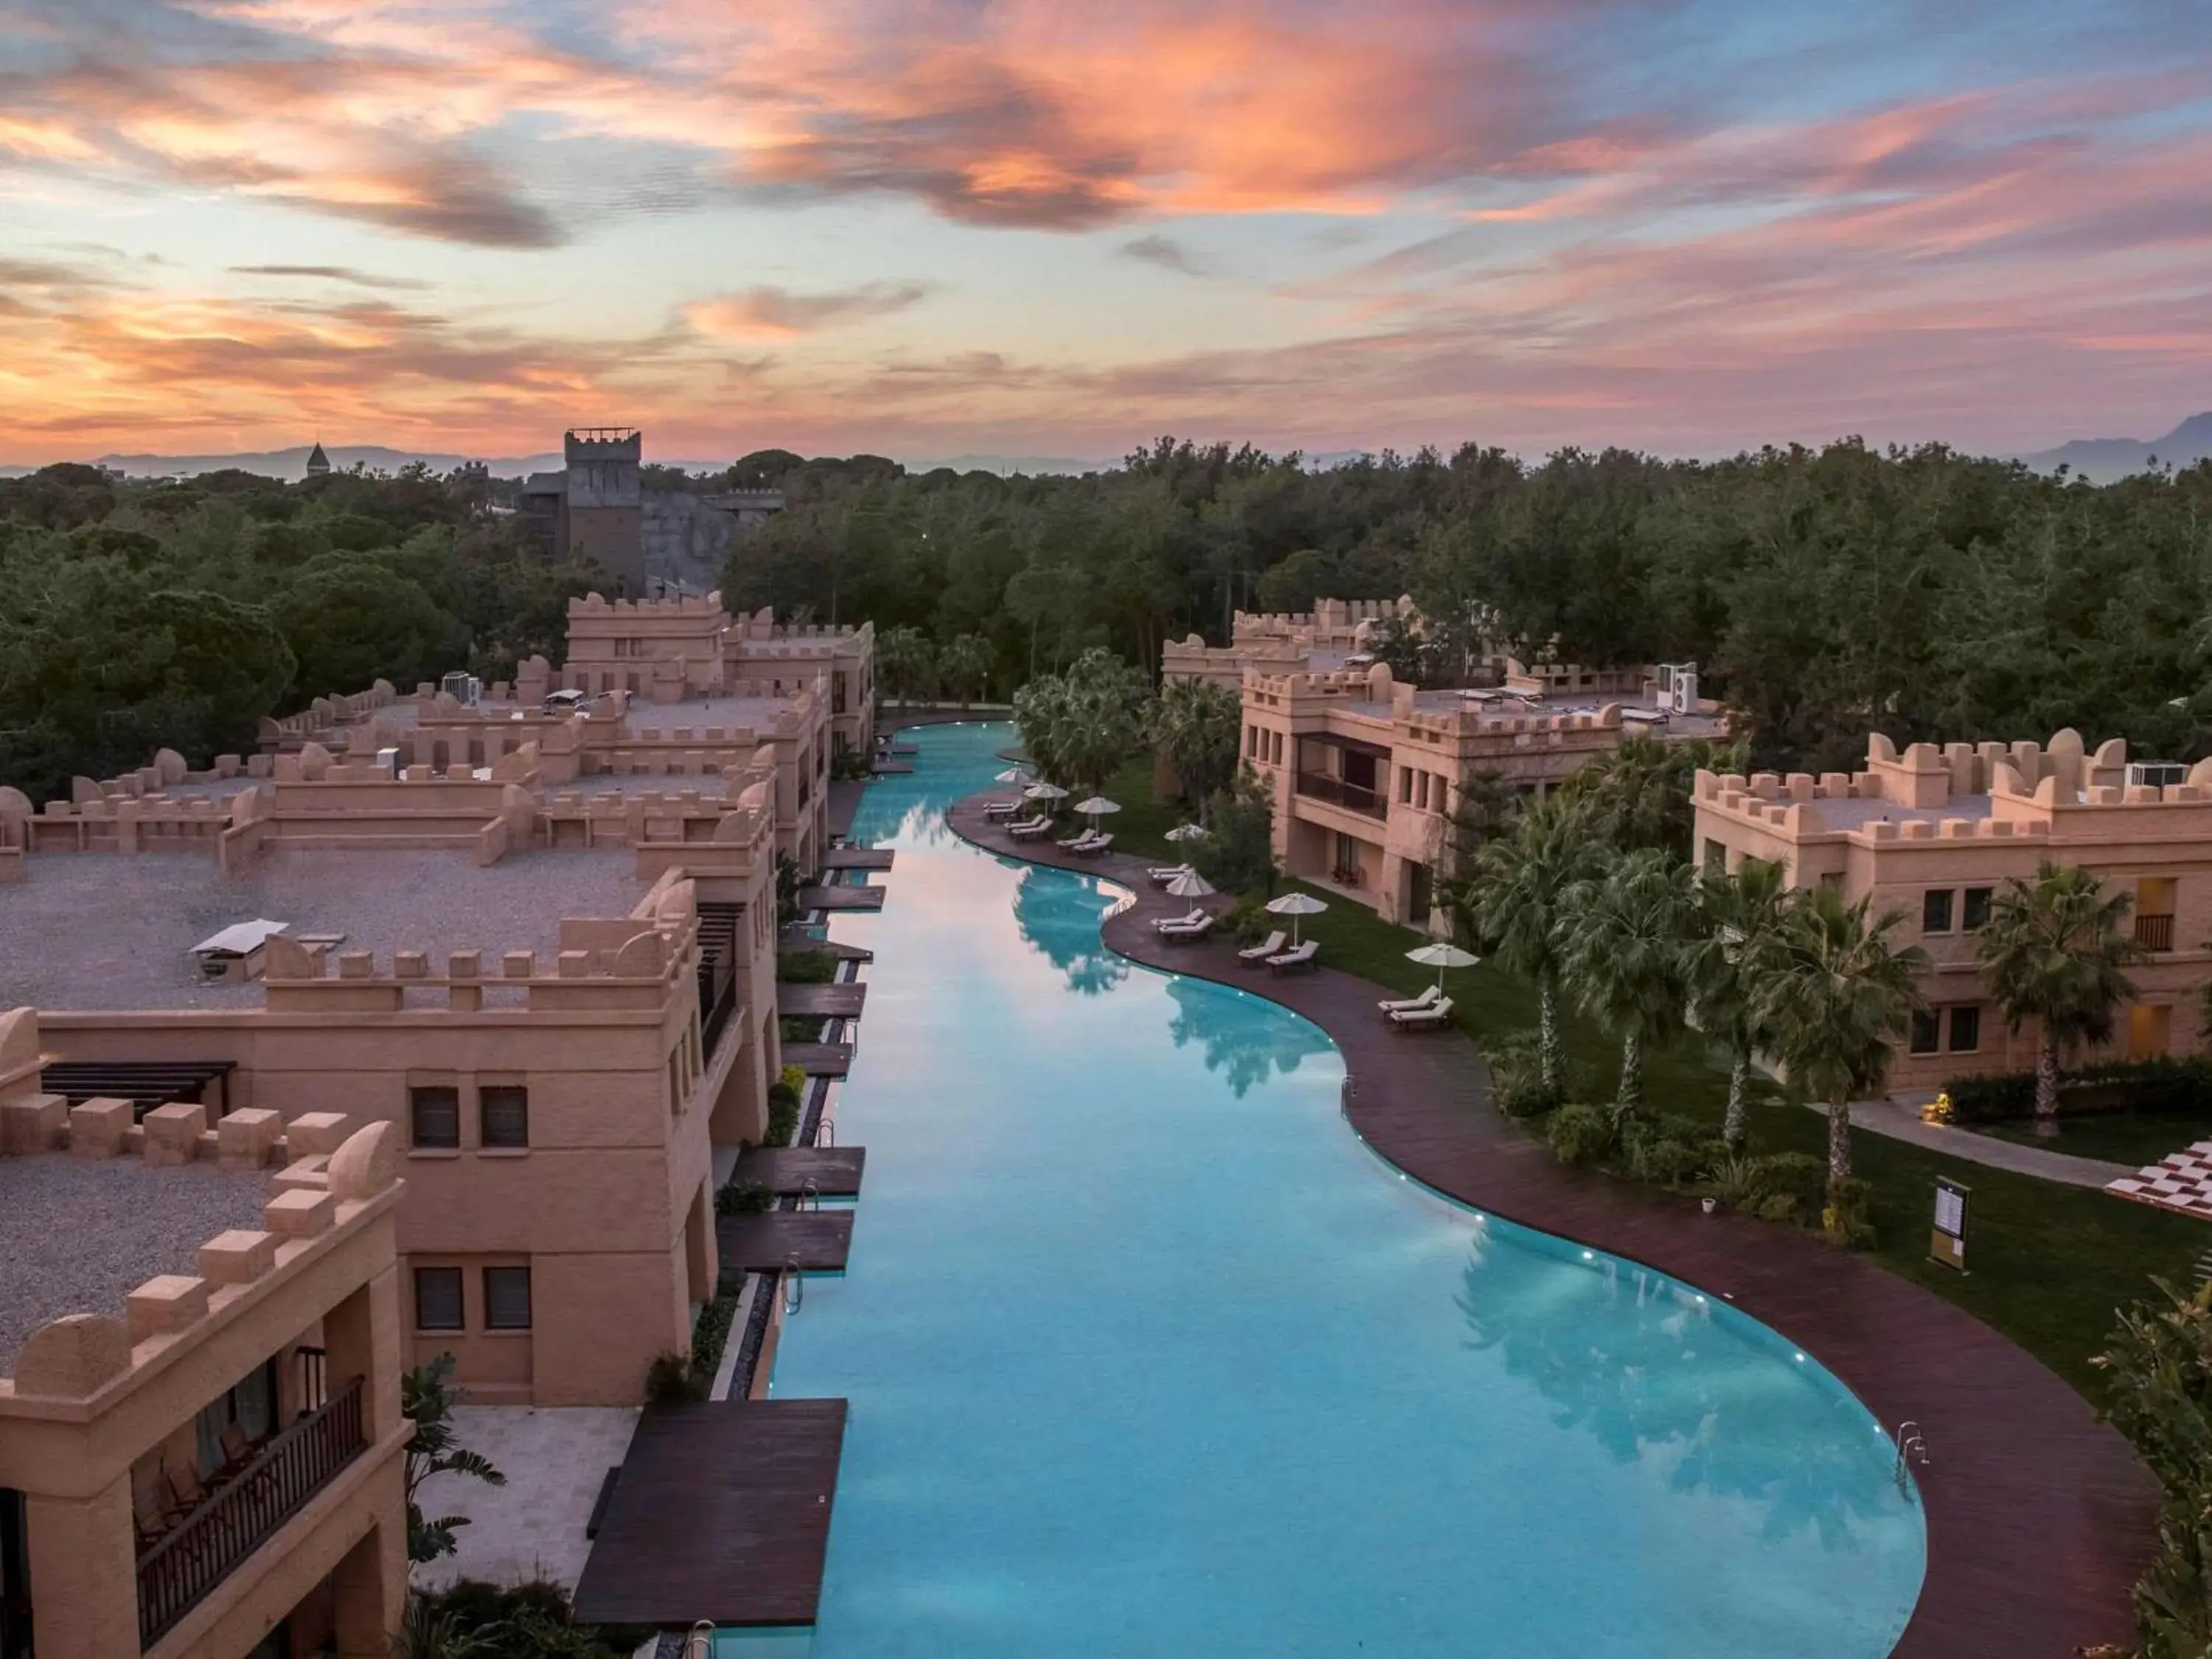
[1464,793,1604,1096]
[1559,848,1698,1121]
[1191,767,1276,896]
[1152,677,1242,820]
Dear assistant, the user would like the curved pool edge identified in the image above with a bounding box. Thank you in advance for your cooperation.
[931,776,2154,1659]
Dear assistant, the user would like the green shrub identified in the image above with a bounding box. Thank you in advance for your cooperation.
[1222,894,1273,945]
[766,1079,801,1148]
[645,1351,703,1404]
[1495,1077,1563,1120]
[779,1015,820,1044]
[1743,1152,1827,1224]
[779,1062,806,1094]
[1945,1055,2212,1124]
[716,1180,774,1216]
[412,1579,648,1659]
[778,949,839,984]
[1545,1102,1617,1167]
[2096,1279,2212,1658]
[1823,1176,1877,1248]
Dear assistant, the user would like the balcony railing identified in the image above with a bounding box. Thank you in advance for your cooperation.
[1293,771,1388,821]
[2137,913,2175,953]
[137,1377,366,1649]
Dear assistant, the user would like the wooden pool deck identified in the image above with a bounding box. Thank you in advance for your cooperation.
[717,1211,855,1271]
[782,1042,854,1077]
[945,791,2157,1659]
[778,982,868,1019]
[819,846,896,871]
[733,1145,867,1197]
[571,1399,847,1627]
[799,883,886,912]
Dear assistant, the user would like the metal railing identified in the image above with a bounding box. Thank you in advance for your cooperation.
[1292,771,1388,821]
[138,1377,366,1648]
[2137,913,2175,952]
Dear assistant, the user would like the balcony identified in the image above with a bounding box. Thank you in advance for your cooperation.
[1293,771,1388,822]
[137,1377,366,1648]
[2137,913,2175,953]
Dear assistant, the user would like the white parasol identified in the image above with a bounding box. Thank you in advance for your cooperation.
[1264,890,1329,945]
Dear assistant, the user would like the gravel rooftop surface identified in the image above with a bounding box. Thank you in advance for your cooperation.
[0,1154,274,1375]
[2,848,650,1010]
[624,695,796,734]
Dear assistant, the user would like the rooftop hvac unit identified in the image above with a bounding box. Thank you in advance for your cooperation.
[1655,663,1700,715]
[2125,761,2188,789]
[439,669,481,707]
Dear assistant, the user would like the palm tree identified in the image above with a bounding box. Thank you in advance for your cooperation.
[1467,793,1604,1097]
[1978,858,2146,1138]
[1756,887,1927,1211]
[874,625,936,703]
[1559,847,1697,1121]
[1688,857,1790,1152]
[1152,677,1241,822]
[936,633,995,706]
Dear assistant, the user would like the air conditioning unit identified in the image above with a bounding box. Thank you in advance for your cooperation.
[1655,663,1700,715]
[439,670,481,707]
[2126,761,2188,788]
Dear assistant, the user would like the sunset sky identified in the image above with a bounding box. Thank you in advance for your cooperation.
[2,0,2208,465]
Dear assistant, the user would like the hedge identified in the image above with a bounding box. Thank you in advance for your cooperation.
[1944,1056,2212,1124]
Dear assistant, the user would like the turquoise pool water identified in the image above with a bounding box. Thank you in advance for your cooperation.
[726,722,1923,1658]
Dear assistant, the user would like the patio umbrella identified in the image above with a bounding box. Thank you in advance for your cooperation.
[1405,940,1479,992]
[1164,823,1209,844]
[1072,796,1122,828]
[1164,868,1216,900]
[995,765,1032,790]
[1024,781,1069,805]
[1265,890,1329,945]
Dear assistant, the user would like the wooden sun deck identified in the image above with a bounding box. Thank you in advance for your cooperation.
[779,931,874,961]
[732,1145,866,1197]
[777,982,867,1018]
[945,791,2158,1659]
[799,884,886,912]
[818,846,895,870]
[869,759,915,775]
[571,1399,848,1627]
[782,1042,854,1077]
[717,1210,855,1270]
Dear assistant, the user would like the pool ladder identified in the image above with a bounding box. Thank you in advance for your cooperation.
[797,1177,820,1214]
[684,1621,713,1659]
[783,1253,804,1315]
[1893,1422,1930,1490]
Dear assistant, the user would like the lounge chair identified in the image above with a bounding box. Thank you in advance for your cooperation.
[1379,984,1442,1015]
[1074,833,1113,856]
[1152,907,1206,935]
[1237,929,1285,964]
[1148,863,1192,885]
[1158,911,1217,943]
[1389,996,1454,1031]
[1267,939,1319,974]
[1056,828,1096,849]
[1006,817,1053,839]
[982,799,1025,819]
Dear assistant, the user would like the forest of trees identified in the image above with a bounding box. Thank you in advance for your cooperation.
[719,438,2212,777]
[7,436,2211,804]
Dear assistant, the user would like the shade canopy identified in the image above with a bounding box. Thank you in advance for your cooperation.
[1265,890,1328,945]
[1164,869,1217,900]
[1073,797,1121,817]
[1164,824,1209,844]
[995,766,1031,787]
[1023,782,1069,801]
[1405,940,1479,989]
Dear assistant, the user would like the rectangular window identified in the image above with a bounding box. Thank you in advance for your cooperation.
[414,1266,464,1331]
[1704,838,1729,873]
[1948,1005,1981,1053]
[409,1085,460,1149]
[1921,889,1954,933]
[1818,871,1844,892]
[1398,768,1412,804]
[1908,1009,1941,1054]
[479,1086,529,1149]
[1962,887,1992,931]
[483,1266,532,1330]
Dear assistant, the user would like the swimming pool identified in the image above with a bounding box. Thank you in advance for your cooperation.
[728,721,1923,1658]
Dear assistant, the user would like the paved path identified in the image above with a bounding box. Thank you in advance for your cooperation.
[945,791,2155,1659]
[1823,1099,2138,1189]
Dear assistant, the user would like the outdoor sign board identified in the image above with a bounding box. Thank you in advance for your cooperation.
[1930,1176,1969,1271]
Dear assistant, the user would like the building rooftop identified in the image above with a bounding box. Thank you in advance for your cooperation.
[622,694,813,734]
[1,848,652,1012]
[1804,796,1997,832]
[0,1153,273,1374]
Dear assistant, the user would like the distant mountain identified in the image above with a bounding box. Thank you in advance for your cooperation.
[0,445,737,482]
[2020,411,2212,483]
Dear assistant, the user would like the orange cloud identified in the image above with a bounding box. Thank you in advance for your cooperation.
[684,284,932,339]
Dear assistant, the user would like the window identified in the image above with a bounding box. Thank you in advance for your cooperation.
[1962,887,1992,931]
[414,1267,464,1331]
[1921,889,1954,933]
[479,1086,529,1149]
[1397,768,1413,804]
[1704,839,1729,873]
[409,1085,460,1149]
[1818,871,1844,892]
[483,1266,532,1330]
[1909,1009,1941,1054]
[1948,1005,1981,1053]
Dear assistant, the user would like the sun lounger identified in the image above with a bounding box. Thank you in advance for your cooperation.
[1389,996,1454,1031]
[983,799,1024,819]
[1006,817,1052,839]
[1237,930,1286,964]
[1379,984,1442,1015]
[1056,828,1097,849]
[1074,833,1113,855]
[1158,911,1217,942]
[1153,908,1206,935]
[1148,864,1192,885]
[1267,940,1319,974]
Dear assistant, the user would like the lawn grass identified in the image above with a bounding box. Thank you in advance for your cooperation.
[1973,1111,2212,1170]
[1102,759,2208,1399]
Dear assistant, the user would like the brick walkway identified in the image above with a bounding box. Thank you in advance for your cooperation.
[946,794,2156,1659]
